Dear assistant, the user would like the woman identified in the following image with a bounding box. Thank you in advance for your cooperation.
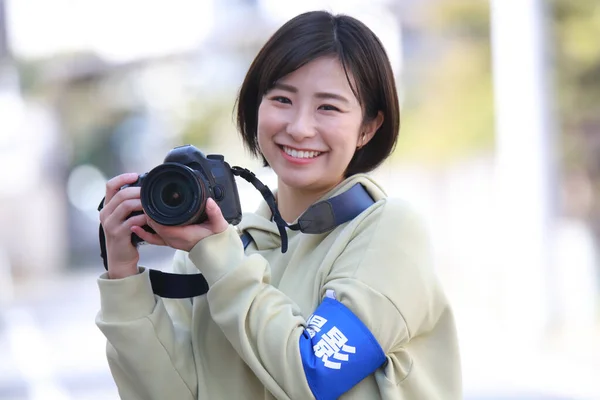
[97,10,462,400]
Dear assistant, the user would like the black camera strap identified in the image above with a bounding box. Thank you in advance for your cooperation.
[97,167,375,298]
[230,166,297,253]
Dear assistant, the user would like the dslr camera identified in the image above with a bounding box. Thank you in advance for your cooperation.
[125,144,242,245]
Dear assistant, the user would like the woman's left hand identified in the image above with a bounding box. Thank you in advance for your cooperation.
[131,198,230,252]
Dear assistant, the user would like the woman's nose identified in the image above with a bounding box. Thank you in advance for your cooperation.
[285,109,316,141]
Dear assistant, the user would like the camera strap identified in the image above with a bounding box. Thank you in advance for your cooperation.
[230,167,376,252]
[97,168,375,298]
[231,166,300,253]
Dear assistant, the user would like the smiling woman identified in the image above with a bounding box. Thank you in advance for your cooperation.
[255,56,378,218]
[96,10,462,400]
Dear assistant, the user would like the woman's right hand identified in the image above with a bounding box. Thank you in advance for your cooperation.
[99,173,150,279]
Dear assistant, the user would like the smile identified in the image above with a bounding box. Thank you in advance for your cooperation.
[281,146,322,159]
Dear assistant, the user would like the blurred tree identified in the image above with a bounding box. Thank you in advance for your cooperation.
[395,0,600,274]
[551,0,600,251]
[394,0,494,166]
[554,0,600,318]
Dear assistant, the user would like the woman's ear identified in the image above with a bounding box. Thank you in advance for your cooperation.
[357,111,384,148]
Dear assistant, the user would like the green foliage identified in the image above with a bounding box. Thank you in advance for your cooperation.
[392,0,494,166]
[552,0,600,128]
[428,0,491,40]
[393,0,600,190]
[396,45,494,165]
[550,0,600,237]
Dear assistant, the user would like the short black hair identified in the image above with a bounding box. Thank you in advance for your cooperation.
[236,10,400,176]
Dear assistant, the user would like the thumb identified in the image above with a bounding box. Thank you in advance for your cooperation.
[206,198,229,233]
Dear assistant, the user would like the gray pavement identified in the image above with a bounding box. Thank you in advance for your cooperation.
[0,269,119,400]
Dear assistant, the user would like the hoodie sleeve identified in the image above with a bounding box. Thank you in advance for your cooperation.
[95,251,198,400]
[190,199,455,400]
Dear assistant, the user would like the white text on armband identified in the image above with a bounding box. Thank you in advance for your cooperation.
[299,297,386,400]
[307,315,356,369]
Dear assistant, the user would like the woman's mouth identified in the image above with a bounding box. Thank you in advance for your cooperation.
[280,145,322,159]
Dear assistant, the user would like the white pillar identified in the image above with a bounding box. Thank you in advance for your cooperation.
[490,0,556,347]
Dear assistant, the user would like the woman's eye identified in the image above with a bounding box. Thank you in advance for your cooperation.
[319,104,340,112]
[272,96,291,104]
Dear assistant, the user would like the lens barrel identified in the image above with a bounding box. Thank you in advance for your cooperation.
[140,163,208,226]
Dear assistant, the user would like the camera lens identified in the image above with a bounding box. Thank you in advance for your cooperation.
[161,182,185,208]
[140,163,208,226]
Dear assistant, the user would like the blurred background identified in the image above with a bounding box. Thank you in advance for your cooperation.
[0,0,598,399]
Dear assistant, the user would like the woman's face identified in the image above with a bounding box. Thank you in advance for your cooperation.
[257,56,369,194]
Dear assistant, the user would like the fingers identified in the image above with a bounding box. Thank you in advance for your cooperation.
[104,173,140,205]
[100,195,142,230]
[99,186,141,223]
[131,225,166,246]
[99,173,146,278]
[144,218,178,239]
[124,213,148,229]
[205,198,229,234]
[100,188,144,241]
[102,203,143,240]
[111,198,143,224]
[109,196,229,253]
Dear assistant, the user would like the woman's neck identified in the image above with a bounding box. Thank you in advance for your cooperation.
[275,180,338,223]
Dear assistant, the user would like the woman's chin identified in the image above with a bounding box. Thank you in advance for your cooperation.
[276,173,341,195]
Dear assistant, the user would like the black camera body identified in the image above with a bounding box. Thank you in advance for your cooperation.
[127,144,242,245]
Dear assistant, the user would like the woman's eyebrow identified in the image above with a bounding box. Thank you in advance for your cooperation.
[272,83,350,104]
[272,82,298,93]
[314,92,350,104]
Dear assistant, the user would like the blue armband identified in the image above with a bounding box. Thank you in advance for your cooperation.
[299,297,386,400]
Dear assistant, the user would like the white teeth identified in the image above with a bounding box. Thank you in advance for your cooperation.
[282,146,321,159]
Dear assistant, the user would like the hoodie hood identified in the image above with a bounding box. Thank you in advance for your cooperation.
[237,173,388,251]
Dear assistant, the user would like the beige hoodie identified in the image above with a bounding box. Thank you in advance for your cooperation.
[96,173,462,399]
